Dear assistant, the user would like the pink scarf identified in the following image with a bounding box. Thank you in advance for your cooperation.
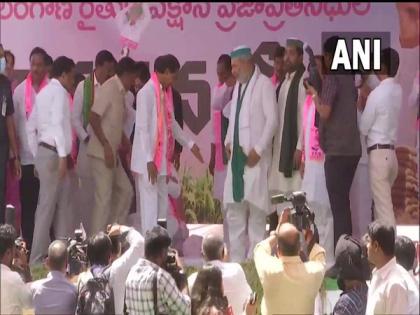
[302,95,324,161]
[271,73,279,86]
[151,72,174,176]
[25,73,48,119]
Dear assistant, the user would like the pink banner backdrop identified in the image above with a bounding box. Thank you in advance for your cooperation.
[1,2,418,224]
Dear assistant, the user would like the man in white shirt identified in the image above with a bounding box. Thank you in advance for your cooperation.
[0,224,32,315]
[366,220,419,315]
[359,48,403,226]
[27,56,76,265]
[71,50,115,235]
[188,233,252,315]
[31,240,77,315]
[13,47,49,251]
[108,224,145,315]
[131,54,203,234]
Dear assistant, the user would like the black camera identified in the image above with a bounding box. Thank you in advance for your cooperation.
[271,191,315,231]
[67,228,88,276]
[165,248,187,291]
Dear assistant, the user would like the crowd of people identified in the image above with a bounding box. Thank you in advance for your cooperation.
[0,32,419,315]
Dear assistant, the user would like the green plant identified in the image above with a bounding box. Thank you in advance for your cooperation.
[181,168,223,224]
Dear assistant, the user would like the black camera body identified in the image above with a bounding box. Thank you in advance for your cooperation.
[67,228,88,276]
[271,191,315,232]
[165,248,187,291]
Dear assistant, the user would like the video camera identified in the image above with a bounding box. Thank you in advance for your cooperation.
[67,226,88,276]
[271,191,315,231]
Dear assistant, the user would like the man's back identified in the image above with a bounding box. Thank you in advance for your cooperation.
[31,271,77,315]
[125,258,190,315]
[254,240,325,315]
[0,264,32,315]
[320,74,361,156]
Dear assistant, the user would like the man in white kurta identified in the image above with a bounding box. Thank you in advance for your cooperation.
[224,46,277,262]
[269,38,306,212]
[131,54,203,235]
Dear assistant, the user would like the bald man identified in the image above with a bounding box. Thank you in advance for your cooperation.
[188,233,251,315]
[254,222,325,315]
[31,240,78,315]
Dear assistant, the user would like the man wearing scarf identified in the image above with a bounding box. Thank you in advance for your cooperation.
[71,50,116,235]
[12,47,48,250]
[223,46,277,262]
[269,38,307,212]
[131,54,203,235]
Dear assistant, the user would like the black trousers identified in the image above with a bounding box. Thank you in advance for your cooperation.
[0,144,8,224]
[20,164,40,250]
[325,155,360,247]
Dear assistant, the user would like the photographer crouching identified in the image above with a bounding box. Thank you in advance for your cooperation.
[253,197,326,315]
[125,225,190,315]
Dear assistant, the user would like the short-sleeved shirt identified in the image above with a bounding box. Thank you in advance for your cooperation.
[319,74,361,156]
[0,74,14,145]
[87,75,127,160]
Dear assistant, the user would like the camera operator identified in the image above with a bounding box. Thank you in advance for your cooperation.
[77,224,144,315]
[0,224,32,315]
[253,210,326,315]
[125,225,190,315]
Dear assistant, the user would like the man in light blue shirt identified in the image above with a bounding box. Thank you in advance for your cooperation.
[31,240,77,315]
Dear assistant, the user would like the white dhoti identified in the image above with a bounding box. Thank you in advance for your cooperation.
[30,146,76,265]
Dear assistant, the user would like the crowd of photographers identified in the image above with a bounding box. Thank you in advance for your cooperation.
[1,205,419,314]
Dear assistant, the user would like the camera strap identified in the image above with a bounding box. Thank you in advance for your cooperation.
[153,270,158,315]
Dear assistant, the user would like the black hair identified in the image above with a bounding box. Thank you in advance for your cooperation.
[274,45,286,59]
[278,233,300,256]
[116,57,137,76]
[145,229,171,259]
[154,54,180,74]
[87,232,112,266]
[45,54,53,66]
[368,221,395,257]
[0,224,17,259]
[73,72,85,88]
[110,235,121,257]
[29,47,47,62]
[51,56,75,78]
[380,47,400,77]
[323,36,340,56]
[217,54,232,72]
[4,50,15,66]
[191,264,226,315]
[134,61,151,82]
[95,50,116,68]
[395,235,416,271]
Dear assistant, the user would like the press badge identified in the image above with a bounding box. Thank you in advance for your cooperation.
[1,96,6,117]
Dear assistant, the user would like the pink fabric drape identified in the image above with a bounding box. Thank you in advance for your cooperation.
[302,95,324,162]
[151,72,174,176]
[25,73,48,119]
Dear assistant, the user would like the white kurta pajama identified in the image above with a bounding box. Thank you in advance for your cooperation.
[131,79,193,235]
[223,66,277,262]
[269,71,306,211]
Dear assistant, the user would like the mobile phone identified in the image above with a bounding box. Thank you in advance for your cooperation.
[249,292,257,305]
